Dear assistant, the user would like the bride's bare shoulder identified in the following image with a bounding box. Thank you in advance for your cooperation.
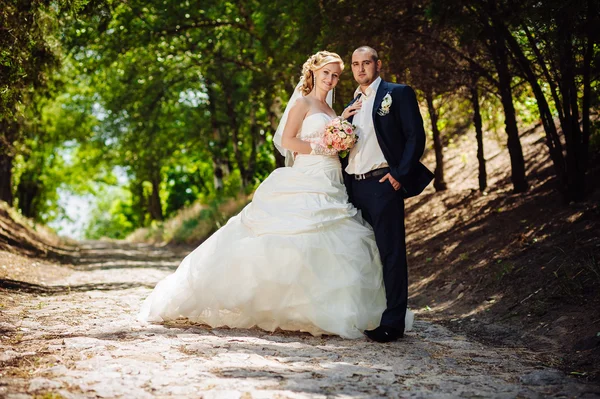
[295,95,311,108]
[290,95,311,115]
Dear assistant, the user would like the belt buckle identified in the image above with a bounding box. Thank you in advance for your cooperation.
[356,173,367,180]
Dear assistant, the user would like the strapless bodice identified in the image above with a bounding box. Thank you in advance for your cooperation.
[294,112,340,170]
[298,112,334,140]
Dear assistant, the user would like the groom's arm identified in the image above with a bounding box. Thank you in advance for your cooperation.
[389,85,426,186]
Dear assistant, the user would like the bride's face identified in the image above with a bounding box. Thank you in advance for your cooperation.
[314,62,342,92]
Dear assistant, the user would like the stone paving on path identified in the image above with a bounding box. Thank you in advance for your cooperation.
[1,242,599,398]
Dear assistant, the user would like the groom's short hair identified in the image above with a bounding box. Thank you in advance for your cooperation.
[354,46,379,62]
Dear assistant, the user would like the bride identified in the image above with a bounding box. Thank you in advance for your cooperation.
[139,51,413,339]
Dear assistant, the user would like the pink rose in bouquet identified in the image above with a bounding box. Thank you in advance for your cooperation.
[321,117,358,158]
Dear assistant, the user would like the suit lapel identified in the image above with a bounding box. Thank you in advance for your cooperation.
[371,80,391,160]
[372,80,387,121]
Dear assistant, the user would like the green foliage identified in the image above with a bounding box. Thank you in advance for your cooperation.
[2,0,598,238]
[53,0,323,231]
[2,0,326,235]
[126,192,249,244]
[164,165,206,216]
[84,187,136,239]
[0,0,60,126]
[10,77,113,223]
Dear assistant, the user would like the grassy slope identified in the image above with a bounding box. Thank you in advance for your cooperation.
[0,201,74,260]
[126,194,251,245]
[0,201,76,284]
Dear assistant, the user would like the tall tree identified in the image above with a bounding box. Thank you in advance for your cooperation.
[468,78,487,192]
[426,0,529,192]
[324,0,529,193]
[1,0,62,205]
[506,0,599,200]
[61,0,323,225]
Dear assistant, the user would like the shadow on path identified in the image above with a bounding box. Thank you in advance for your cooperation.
[0,279,155,294]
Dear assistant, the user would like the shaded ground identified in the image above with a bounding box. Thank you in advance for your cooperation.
[2,241,600,398]
[405,122,600,382]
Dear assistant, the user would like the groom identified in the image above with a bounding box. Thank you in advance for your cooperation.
[341,46,433,343]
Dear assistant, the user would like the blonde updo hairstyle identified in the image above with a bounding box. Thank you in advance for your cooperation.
[300,51,344,95]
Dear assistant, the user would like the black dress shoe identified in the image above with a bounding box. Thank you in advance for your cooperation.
[364,326,404,343]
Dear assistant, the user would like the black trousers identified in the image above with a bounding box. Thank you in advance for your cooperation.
[351,176,408,330]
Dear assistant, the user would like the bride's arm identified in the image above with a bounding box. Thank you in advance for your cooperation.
[280,98,313,154]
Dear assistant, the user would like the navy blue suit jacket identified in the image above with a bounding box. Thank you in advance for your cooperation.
[341,80,433,199]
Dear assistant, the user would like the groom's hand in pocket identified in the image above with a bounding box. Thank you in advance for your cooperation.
[380,173,401,191]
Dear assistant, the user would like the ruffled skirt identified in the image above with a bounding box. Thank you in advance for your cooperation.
[139,155,412,338]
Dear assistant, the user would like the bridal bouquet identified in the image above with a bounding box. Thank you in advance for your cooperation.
[322,117,358,158]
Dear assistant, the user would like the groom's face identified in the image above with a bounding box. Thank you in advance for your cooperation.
[351,50,381,86]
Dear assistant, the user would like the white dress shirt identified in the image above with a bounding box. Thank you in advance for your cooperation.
[345,77,389,175]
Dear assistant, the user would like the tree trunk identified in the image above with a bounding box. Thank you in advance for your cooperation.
[581,0,595,173]
[502,23,567,194]
[0,152,14,206]
[522,24,565,127]
[490,26,528,193]
[246,105,259,186]
[16,170,40,218]
[222,81,247,189]
[558,13,586,201]
[425,91,447,191]
[130,180,146,226]
[206,78,230,192]
[469,81,487,192]
[148,173,163,221]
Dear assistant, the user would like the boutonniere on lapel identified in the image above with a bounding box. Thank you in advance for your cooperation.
[377,93,392,116]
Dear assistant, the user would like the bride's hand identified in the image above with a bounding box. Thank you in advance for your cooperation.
[342,100,362,120]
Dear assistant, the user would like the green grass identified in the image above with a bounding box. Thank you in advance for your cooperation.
[126,193,250,245]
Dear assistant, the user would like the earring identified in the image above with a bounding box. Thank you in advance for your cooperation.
[333,87,336,104]
[312,73,316,89]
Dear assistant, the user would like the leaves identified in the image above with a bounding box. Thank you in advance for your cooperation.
[2,0,598,236]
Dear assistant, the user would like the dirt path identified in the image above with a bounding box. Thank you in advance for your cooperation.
[1,242,599,398]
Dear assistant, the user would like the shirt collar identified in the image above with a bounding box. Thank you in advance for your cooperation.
[354,76,382,100]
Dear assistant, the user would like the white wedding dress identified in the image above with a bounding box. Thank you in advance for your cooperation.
[139,113,413,339]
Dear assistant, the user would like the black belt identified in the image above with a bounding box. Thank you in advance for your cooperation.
[353,167,390,181]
